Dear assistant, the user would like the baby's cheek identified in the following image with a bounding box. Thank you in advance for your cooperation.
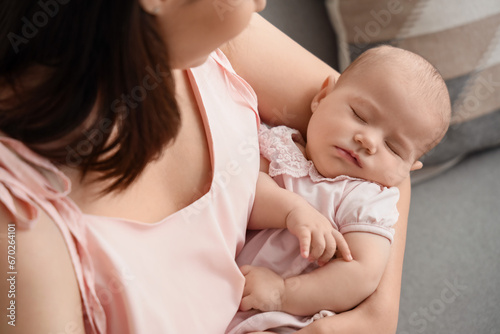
[382,163,409,187]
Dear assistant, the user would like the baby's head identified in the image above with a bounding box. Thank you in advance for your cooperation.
[305,45,451,187]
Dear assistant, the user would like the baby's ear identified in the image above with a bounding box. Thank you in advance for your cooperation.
[311,75,337,112]
[410,160,423,171]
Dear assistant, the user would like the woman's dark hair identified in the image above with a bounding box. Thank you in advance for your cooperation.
[0,0,180,193]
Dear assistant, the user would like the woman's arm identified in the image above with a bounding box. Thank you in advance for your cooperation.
[295,178,411,334]
[221,14,339,137]
[0,206,85,334]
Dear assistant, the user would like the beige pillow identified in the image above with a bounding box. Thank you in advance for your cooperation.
[326,0,500,180]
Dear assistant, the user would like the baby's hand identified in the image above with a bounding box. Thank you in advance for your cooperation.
[239,265,285,312]
[286,202,352,265]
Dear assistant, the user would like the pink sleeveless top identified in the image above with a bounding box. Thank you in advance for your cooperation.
[0,50,260,333]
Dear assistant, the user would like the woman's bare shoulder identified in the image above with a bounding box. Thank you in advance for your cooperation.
[0,204,85,333]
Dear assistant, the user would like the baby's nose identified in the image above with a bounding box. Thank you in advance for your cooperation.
[354,133,377,154]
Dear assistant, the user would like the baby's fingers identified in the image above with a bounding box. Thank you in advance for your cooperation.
[317,232,337,266]
[295,228,312,259]
[308,230,326,261]
[333,230,352,261]
[240,295,255,312]
[240,265,252,276]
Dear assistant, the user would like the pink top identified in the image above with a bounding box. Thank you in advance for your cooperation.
[0,50,260,334]
[227,125,399,334]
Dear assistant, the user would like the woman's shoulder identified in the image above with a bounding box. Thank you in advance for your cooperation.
[0,135,72,228]
[0,202,85,333]
[0,135,92,332]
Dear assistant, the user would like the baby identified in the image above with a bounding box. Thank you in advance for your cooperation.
[226,45,451,334]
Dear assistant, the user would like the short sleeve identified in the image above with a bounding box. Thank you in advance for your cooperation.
[335,181,400,243]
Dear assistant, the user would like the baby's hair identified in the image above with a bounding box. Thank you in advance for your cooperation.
[342,45,451,158]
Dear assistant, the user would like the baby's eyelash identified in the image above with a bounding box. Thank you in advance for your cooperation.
[351,109,366,123]
[385,141,401,157]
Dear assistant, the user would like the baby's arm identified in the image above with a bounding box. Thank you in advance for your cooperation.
[240,232,390,315]
[281,232,390,315]
[249,172,351,263]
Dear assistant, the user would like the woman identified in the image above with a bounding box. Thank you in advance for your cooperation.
[0,1,410,333]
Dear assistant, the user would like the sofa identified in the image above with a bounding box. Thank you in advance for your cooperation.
[261,1,500,333]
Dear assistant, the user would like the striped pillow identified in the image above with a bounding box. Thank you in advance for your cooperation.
[326,0,500,177]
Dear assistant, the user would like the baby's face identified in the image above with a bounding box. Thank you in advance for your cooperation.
[306,65,441,187]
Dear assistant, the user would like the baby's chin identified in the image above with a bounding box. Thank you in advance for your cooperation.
[377,174,409,188]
